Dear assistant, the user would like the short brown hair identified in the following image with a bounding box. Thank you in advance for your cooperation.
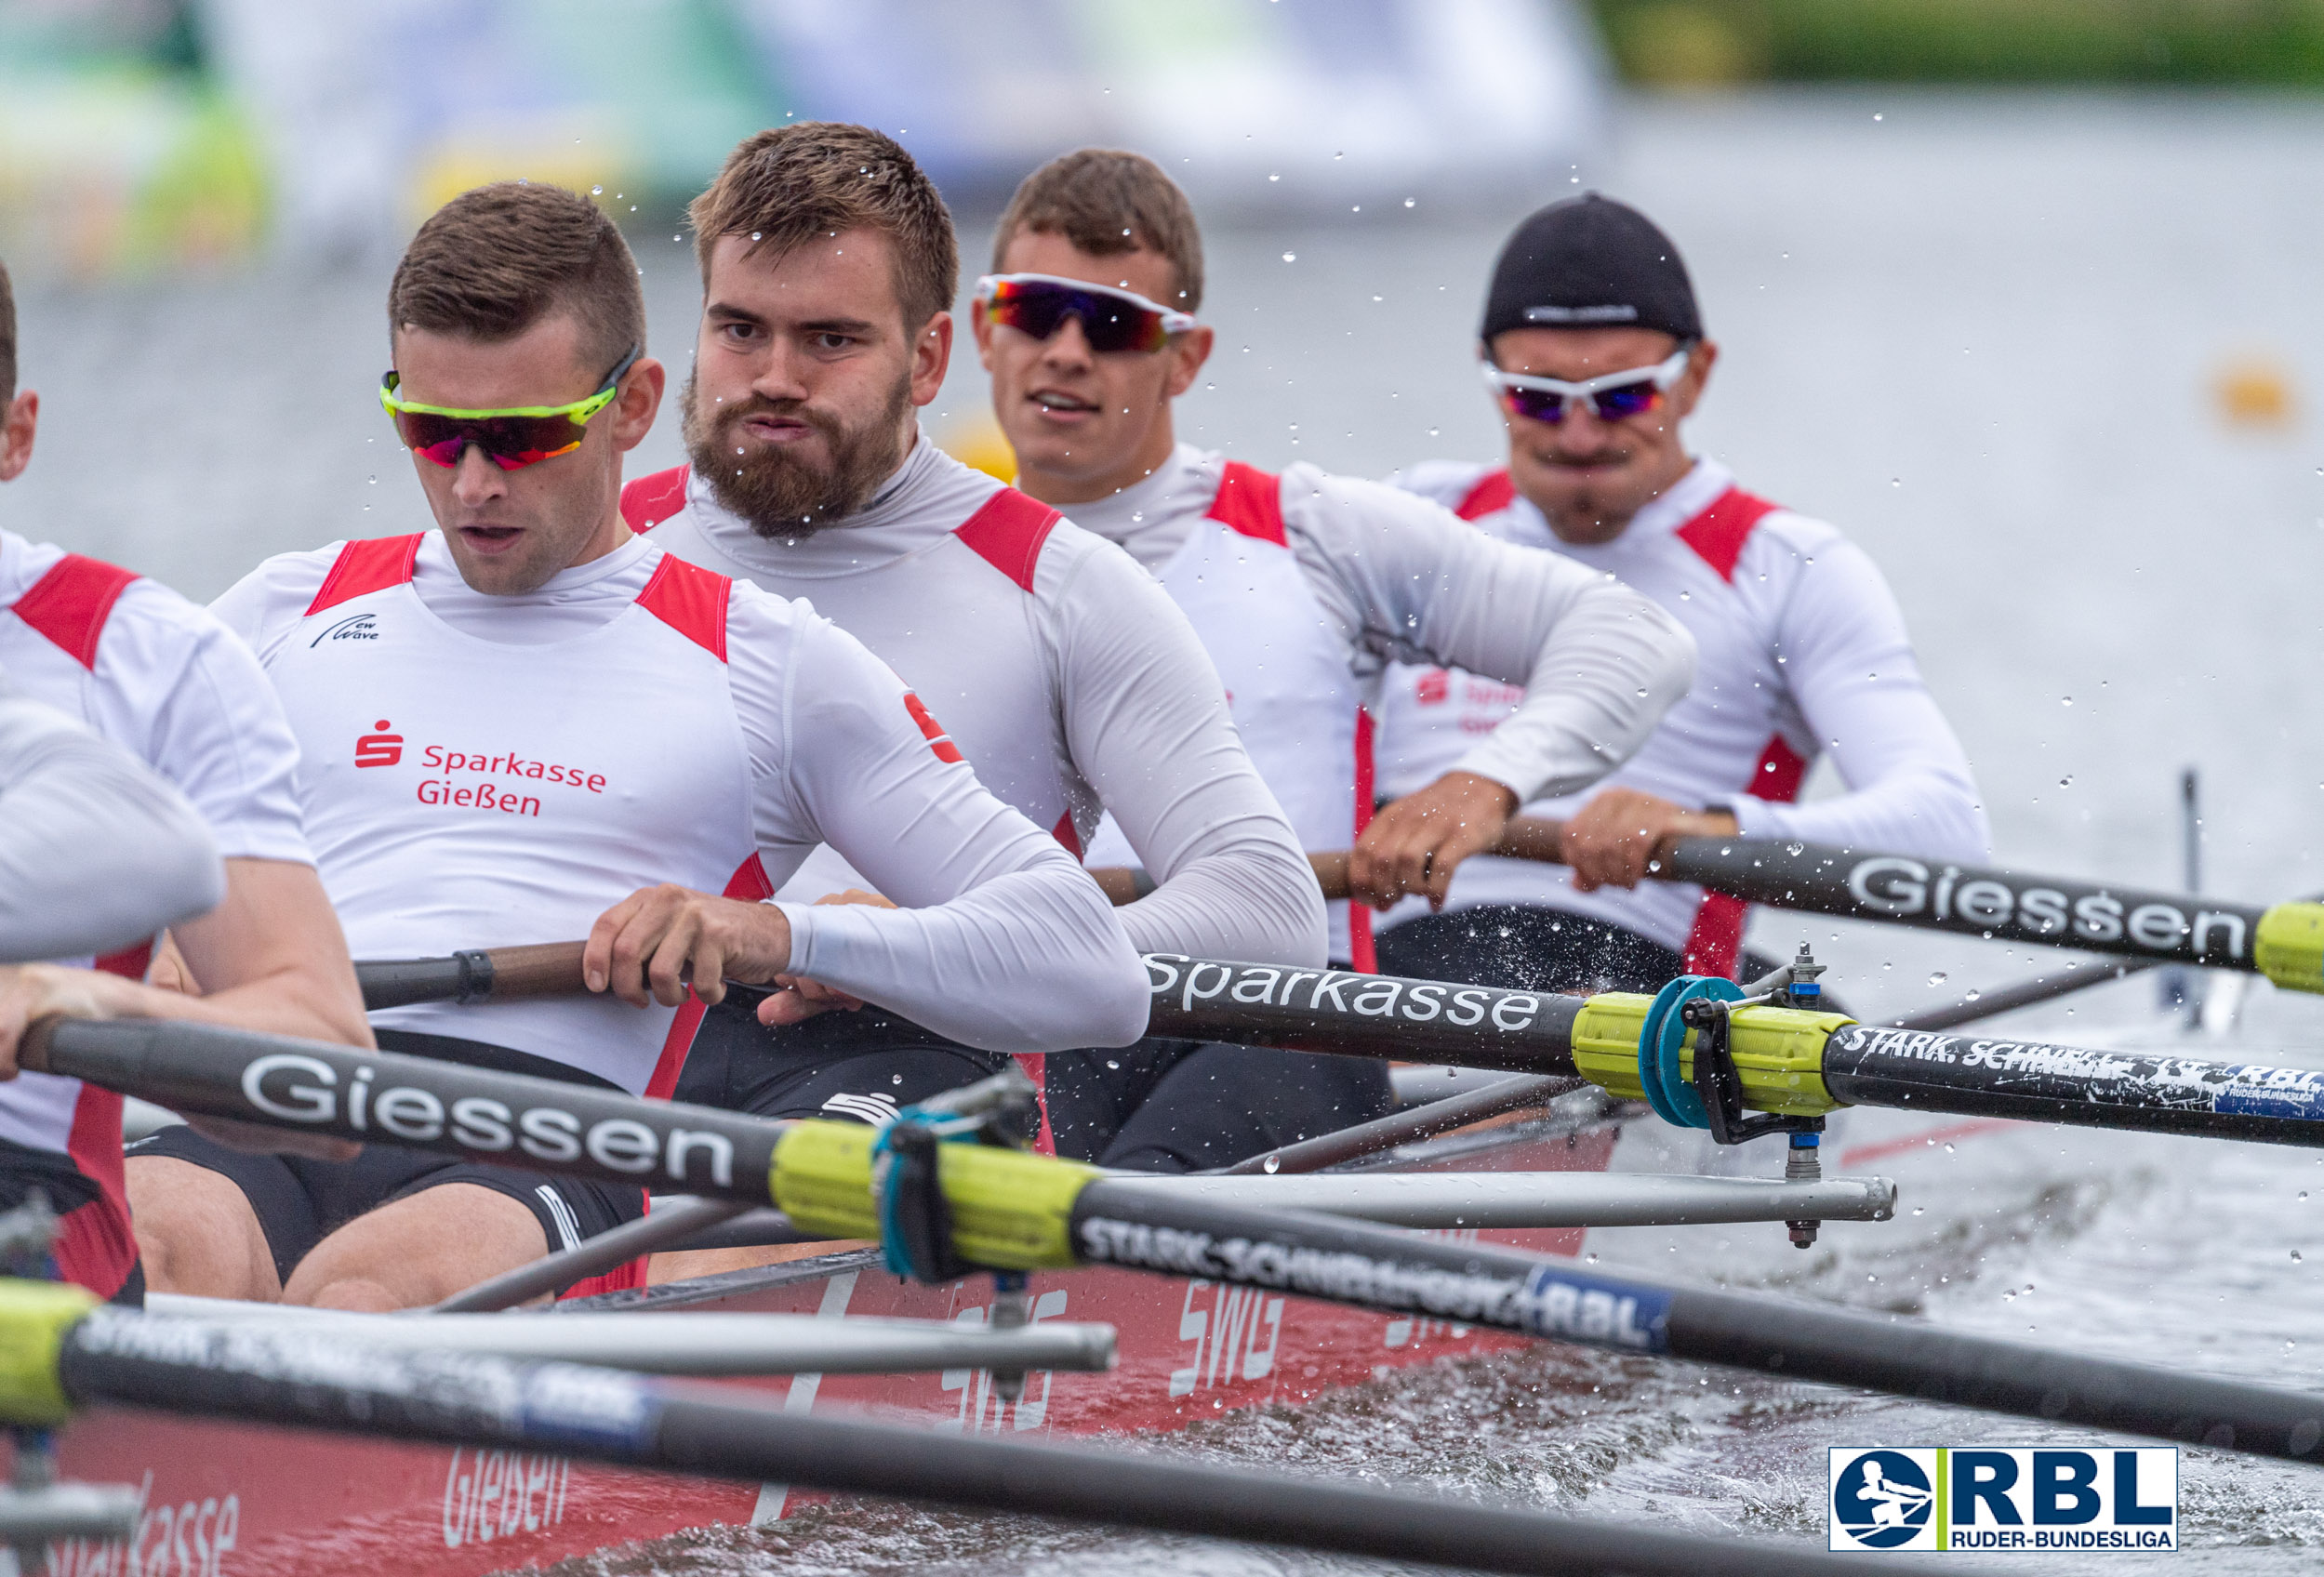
[388,182,644,374]
[690,123,957,332]
[992,149,1205,313]
[0,256,16,407]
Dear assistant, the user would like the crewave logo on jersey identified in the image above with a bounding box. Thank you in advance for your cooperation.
[312,612,380,645]
[1828,1447,2176,1553]
[354,720,403,767]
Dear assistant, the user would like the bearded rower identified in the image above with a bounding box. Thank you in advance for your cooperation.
[1373,194,1988,993]
[0,257,372,1304]
[976,152,1697,965]
[624,124,1345,1171]
[122,183,1148,1310]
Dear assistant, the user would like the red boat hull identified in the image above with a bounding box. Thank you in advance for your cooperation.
[38,1119,1618,1577]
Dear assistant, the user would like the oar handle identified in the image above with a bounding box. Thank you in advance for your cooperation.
[353,941,589,1010]
[18,1015,62,1077]
[483,940,591,1000]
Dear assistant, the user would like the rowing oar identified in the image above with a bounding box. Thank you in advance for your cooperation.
[1136,952,2324,1147]
[1096,827,2324,995]
[23,1016,2324,1462]
[0,1286,1909,1577]
[350,943,2324,1148]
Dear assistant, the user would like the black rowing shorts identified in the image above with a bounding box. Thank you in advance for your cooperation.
[674,997,1007,1124]
[1044,1039,1393,1173]
[126,1030,645,1290]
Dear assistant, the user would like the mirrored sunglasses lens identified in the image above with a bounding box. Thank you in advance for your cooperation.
[394,411,583,470]
[1080,299,1164,353]
[988,283,1070,339]
[1502,386,1568,424]
[1589,380,1663,420]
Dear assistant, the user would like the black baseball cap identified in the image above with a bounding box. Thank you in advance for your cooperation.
[1480,193,1701,346]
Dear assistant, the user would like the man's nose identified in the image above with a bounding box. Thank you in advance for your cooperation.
[750,342,811,404]
[1041,314,1096,369]
[450,444,506,503]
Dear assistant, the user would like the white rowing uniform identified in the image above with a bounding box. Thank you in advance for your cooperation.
[1374,457,1989,974]
[1064,443,1697,967]
[211,529,1149,1101]
[626,439,1325,970]
[1,528,311,1298]
[0,673,222,964]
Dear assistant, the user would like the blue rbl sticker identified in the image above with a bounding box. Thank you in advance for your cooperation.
[1829,1448,2177,1553]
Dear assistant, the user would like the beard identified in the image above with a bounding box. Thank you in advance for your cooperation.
[682,368,910,539]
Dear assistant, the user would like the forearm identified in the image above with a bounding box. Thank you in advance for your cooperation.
[166,860,375,1049]
[780,864,1149,1052]
[1119,832,1327,966]
[1722,764,1990,862]
[1452,580,1696,802]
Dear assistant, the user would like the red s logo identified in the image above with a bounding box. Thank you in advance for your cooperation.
[1414,669,1451,706]
[355,720,403,768]
[901,694,964,763]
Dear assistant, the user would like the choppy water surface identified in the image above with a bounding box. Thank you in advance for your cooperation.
[20,89,2324,1571]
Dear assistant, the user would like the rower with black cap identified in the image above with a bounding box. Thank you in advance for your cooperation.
[1373,193,1990,994]
[969,151,1697,1166]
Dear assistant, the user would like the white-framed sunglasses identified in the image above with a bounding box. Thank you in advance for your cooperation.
[975,272,1199,353]
[1481,347,1693,424]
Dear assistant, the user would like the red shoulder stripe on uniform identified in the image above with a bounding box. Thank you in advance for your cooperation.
[1208,459,1286,547]
[634,553,731,662]
[10,553,139,670]
[1673,487,1782,583]
[1051,808,1082,859]
[954,487,1062,592]
[621,465,692,532]
[306,536,423,616]
[1454,469,1517,521]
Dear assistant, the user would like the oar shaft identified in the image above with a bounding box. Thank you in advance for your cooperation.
[1820,1022,2324,1145]
[50,1306,1891,1577]
[1142,954,1585,1075]
[21,1017,782,1202]
[1888,961,2152,1032]
[1661,837,2285,975]
[1067,1185,2324,1463]
[1215,1072,1585,1175]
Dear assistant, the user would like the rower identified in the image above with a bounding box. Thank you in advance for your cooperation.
[121,183,1149,1310]
[0,257,373,1305]
[0,672,222,964]
[626,124,1352,1173]
[1372,194,1989,993]
[978,152,1696,962]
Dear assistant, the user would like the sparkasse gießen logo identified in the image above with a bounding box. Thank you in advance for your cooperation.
[1829,1447,2176,1552]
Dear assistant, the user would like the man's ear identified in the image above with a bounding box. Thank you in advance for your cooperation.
[968,299,996,370]
[1668,339,1718,422]
[1162,325,1215,400]
[910,311,954,408]
[0,391,37,483]
[610,358,666,453]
